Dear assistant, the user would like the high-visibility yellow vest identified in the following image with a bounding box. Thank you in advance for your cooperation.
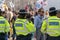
[14,18,36,36]
[0,16,10,33]
[41,16,60,37]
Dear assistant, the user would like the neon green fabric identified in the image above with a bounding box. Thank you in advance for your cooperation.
[41,16,60,37]
[14,18,36,36]
[0,16,10,33]
[26,21,36,33]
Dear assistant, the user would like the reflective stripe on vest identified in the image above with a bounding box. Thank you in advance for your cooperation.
[47,28,60,30]
[16,22,28,32]
[0,20,7,33]
[0,30,4,32]
[46,18,60,36]
[15,20,29,33]
[0,26,5,28]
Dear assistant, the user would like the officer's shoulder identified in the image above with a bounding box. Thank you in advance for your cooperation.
[15,18,26,22]
[2,18,7,20]
[15,18,20,22]
[2,18,8,23]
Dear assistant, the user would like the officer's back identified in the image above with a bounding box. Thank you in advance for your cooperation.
[14,9,36,40]
[41,7,60,40]
[0,9,10,40]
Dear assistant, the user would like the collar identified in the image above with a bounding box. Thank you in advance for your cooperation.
[49,16,57,18]
[38,15,44,19]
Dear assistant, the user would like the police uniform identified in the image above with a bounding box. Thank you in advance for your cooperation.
[0,16,10,40]
[41,7,60,40]
[14,9,36,40]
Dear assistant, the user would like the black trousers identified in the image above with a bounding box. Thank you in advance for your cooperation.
[16,34,32,40]
[46,34,60,40]
[0,33,6,40]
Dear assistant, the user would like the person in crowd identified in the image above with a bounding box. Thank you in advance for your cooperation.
[11,11,18,40]
[13,9,36,40]
[56,10,60,18]
[6,8,13,23]
[41,7,60,40]
[0,9,10,40]
[29,9,35,24]
[34,8,44,40]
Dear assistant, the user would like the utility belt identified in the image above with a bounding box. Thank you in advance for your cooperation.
[47,34,60,38]
[17,33,32,37]
[0,32,6,35]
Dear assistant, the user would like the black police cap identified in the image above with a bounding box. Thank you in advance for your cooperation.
[18,9,28,14]
[49,7,57,13]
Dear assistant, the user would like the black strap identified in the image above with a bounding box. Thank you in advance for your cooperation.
[13,23,16,34]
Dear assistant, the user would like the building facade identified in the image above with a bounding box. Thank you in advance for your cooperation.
[5,0,36,10]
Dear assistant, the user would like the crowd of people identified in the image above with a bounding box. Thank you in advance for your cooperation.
[0,4,60,40]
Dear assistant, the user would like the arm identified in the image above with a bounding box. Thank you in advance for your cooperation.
[5,20,10,33]
[30,22,36,32]
[26,20,36,33]
[41,20,47,34]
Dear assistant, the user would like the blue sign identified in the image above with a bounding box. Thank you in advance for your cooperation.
[0,21,5,24]
[49,22,59,26]
[15,23,23,27]
[35,2,42,9]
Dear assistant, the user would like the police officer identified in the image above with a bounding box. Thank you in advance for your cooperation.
[41,7,60,40]
[13,9,36,40]
[0,9,10,40]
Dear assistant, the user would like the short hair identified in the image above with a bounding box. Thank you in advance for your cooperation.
[0,9,2,13]
[8,8,11,11]
[0,9,6,16]
[38,8,44,12]
[12,11,18,15]
[29,9,33,11]
[0,9,2,15]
